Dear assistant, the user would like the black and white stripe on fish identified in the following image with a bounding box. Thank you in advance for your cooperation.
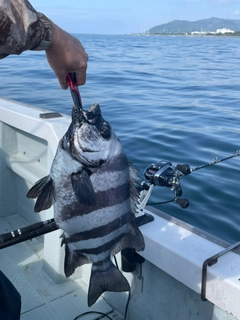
[57,199,131,233]
[63,212,131,244]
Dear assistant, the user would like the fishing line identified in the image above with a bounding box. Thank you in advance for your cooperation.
[112,254,131,320]
[113,255,119,269]
[124,290,131,320]
[73,311,112,320]
[147,198,175,206]
[72,290,131,320]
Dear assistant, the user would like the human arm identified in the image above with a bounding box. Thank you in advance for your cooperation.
[0,0,88,88]
[0,0,52,57]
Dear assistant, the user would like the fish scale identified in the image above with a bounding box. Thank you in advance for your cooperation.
[27,102,145,307]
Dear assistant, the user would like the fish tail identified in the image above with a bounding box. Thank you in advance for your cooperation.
[88,260,130,307]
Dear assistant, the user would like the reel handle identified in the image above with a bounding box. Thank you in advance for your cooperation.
[176,164,191,175]
[175,197,189,208]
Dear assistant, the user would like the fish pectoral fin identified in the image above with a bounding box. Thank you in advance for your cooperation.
[34,178,55,212]
[112,222,145,255]
[71,169,96,206]
[64,245,90,277]
[88,261,130,307]
[26,175,49,199]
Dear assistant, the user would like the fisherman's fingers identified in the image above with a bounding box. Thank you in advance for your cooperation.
[53,60,88,90]
[57,40,88,89]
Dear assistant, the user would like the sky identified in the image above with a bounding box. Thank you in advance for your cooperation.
[31,0,240,34]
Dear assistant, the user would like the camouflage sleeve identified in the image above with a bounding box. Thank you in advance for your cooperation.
[0,0,52,59]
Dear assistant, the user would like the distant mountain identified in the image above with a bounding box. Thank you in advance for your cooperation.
[148,17,240,34]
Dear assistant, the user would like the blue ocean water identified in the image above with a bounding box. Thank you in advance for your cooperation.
[1,34,240,243]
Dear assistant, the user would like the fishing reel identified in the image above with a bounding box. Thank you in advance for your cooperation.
[136,160,190,215]
[145,160,190,208]
[144,160,176,188]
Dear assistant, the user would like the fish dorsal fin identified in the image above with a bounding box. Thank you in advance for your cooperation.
[34,177,55,212]
[71,169,96,206]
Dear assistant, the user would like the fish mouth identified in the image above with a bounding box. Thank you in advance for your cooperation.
[72,103,111,140]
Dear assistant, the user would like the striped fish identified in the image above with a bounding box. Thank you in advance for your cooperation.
[27,102,145,307]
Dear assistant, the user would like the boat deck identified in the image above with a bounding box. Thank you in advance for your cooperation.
[0,214,122,320]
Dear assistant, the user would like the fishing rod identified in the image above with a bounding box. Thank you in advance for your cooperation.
[183,150,240,174]
[0,219,58,250]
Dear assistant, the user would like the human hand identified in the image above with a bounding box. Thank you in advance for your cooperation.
[46,21,88,89]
